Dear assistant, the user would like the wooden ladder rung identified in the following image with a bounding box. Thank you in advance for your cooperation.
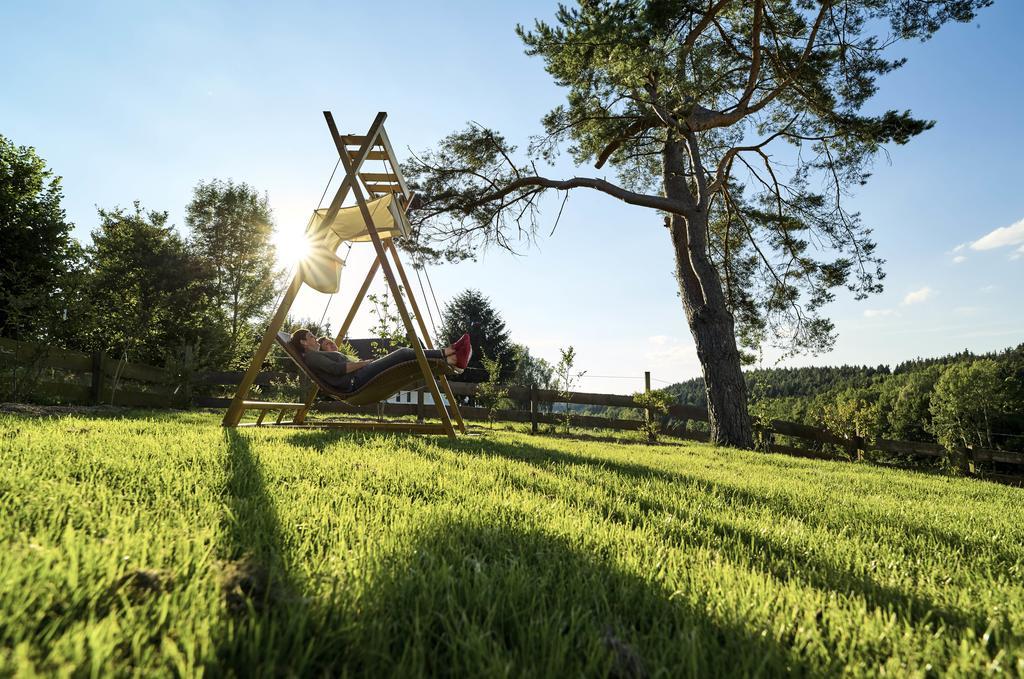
[359,172,399,182]
[348,150,389,161]
[341,134,383,147]
[365,183,404,194]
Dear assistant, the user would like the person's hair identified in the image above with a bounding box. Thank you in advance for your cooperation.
[318,336,332,348]
[290,328,314,355]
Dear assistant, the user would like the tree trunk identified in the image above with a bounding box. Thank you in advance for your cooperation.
[663,137,753,449]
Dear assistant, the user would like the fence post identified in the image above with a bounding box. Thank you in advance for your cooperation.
[964,446,976,476]
[90,350,106,405]
[644,371,653,443]
[530,383,538,435]
[417,389,425,424]
[848,434,864,461]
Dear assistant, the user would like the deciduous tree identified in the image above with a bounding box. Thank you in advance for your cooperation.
[186,179,280,364]
[0,135,81,340]
[82,204,216,366]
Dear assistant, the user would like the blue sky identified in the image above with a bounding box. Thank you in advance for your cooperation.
[2,1,1022,394]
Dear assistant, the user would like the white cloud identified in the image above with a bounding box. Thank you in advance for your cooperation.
[902,287,934,305]
[953,306,982,317]
[863,308,897,318]
[980,285,999,293]
[970,217,1024,251]
[952,243,968,253]
[952,255,966,264]
[1012,244,1024,261]
[647,335,673,346]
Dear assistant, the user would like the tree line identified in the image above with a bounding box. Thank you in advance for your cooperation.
[0,133,560,388]
[2,133,281,371]
[662,345,1024,454]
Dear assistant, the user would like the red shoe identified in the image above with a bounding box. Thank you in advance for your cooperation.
[453,334,472,369]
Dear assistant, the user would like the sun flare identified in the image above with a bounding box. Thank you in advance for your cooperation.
[274,230,312,269]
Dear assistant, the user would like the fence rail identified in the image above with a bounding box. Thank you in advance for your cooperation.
[0,337,182,408]
[2,336,1022,481]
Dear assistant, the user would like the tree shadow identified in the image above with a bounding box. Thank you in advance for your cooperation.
[436,436,1000,637]
[214,431,821,676]
[347,517,822,677]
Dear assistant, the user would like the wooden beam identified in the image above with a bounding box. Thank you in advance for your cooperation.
[239,421,449,434]
[327,114,456,439]
[241,400,307,410]
[316,111,388,234]
[385,239,467,434]
[222,273,304,426]
[340,134,379,146]
[376,127,411,198]
[359,172,399,182]
[364,184,404,194]
[349,150,388,161]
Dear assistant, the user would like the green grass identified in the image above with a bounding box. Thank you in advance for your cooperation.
[0,412,1021,677]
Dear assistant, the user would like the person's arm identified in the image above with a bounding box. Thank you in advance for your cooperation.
[304,351,351,377]
[344,360,372,373]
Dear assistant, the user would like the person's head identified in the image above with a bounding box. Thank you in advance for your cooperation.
[318,336,338,352]
[289,328,318,355]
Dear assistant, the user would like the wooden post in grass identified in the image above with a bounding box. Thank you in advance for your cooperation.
[848,434,865,461]
[90,350,106,405]
[964,446,976,476]
[530,383,539,435]
[644,371,653,443]
[417,389,425,424]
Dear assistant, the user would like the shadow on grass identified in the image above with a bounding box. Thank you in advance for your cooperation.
[216,429,318,673]
[213,429,820,676]
[436,435,998,637]
[344,517,819,677]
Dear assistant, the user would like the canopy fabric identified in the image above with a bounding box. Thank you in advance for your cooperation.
[309,193,409,245]
[299,194,410,294]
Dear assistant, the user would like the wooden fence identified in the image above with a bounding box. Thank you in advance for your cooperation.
[3,336,1022,481]
[0,337,183,408]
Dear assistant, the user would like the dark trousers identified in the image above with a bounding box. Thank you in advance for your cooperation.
[328,347,446,392]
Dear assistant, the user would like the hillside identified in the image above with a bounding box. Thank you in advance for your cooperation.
[1,412,1021,676]
[665,343,1024,405]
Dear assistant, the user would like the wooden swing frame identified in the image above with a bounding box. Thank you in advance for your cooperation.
[221,111,466,437]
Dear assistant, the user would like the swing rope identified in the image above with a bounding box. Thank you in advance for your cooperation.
[412,260,439,342]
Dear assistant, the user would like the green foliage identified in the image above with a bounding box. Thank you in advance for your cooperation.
[508,343,554,388]
[554,346,586,434]
[820,387,882,443]
[475,354,509,428]
[876,367,942,441]
[0,134,81,341]
[664,343,1024,463]
[366,288,409,358]
[407,0,991,357]
[929,360,1005,452]
[632,388,674,443]
[438,289,514,381]
[1,412,1022,675]
[185,179,281,365]
[80,203,217,367]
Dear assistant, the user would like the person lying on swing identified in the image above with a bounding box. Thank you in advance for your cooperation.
[288,328,471,393]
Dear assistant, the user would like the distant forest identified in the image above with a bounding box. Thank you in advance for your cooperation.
[581,343,1024,454]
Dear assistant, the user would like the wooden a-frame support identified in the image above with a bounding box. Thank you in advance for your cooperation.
[221,111,466,437]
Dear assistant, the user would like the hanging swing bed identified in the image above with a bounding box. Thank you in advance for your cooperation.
[221,111,466,438]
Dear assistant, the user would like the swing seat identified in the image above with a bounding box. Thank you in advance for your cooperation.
[275,332,451,407]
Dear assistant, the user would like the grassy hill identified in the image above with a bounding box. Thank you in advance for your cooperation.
[1,412,1022,676]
